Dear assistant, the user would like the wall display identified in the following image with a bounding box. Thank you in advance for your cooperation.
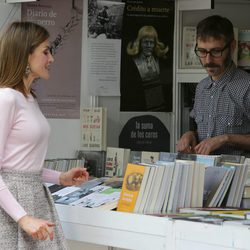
[22,0,82,119]
[119,114,170,152]
[87,0,125,96]
[120,0,174,112]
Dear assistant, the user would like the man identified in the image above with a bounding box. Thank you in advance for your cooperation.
[177,15,250,156]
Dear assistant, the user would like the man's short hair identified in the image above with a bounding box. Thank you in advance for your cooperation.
[196,15,234,44]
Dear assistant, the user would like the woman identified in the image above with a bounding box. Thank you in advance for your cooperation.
[0,22,89,249]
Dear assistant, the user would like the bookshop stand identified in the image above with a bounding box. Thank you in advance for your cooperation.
[56,204,250,250]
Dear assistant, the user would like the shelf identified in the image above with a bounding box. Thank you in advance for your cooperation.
[177,68,207,83]
[56,204,250,250]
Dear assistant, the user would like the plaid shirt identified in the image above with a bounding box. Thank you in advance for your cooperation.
[190,63,250,155]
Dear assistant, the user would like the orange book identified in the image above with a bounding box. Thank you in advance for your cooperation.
[117,163,145,212]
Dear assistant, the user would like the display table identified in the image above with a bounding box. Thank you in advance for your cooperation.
[56,204,250,250]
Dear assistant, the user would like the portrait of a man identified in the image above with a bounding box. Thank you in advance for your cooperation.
[120,25,173,112]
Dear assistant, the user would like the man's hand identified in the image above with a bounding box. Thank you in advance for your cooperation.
[194,135,227,155]
[176,131,197,153]
[18,215,55,241]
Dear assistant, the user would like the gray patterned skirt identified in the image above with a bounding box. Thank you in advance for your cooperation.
[0,170,68,250]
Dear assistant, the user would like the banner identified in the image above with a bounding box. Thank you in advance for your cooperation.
[22,0,83,119]
[120,0,175,112]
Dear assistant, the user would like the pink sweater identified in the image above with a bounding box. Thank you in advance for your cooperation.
[0,88,61,222]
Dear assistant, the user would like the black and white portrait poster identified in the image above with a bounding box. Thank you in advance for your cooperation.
[22,0,83,119]
[120,0,174,112]
[87,0,125,96]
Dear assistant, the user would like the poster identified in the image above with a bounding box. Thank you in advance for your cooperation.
[87,0,125,96]
[22,0,83,119]
[120,0,174,112]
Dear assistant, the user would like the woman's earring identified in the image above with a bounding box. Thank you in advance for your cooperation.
[25,64,31,76]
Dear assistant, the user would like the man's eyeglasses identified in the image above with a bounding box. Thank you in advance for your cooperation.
[194,42,231,58]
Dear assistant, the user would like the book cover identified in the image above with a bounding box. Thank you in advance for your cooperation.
[141,151,160,164]
[181,26,201,68]
[226,163,245,207]
[243,186,250,199]
[117,163,145,213]
[105,147,131,177]
[144,164,166,214]
[154,162,175,213]
[81,107,107,151]
[133,165,152,213]
[204,166,234,207]
[238,30,250,69]
[76,150,106,177]
[159,152,177,162]
[129,151,142,164]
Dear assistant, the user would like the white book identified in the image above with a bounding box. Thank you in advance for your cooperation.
[105,147,131,177]
[167,162,182,212]
[146,164,166,214]
[204,166,230,207]
[81,107,107,151]
[137,165,156,214]
[184,162,195,208]
[190,161,201,207]
[154,162,175,213]
[133,165,152,213]
[141,151,160,164]
[181,26,201,69]
[226,163,244,207]
[206,168,232,207]
[235,162,249,207]
[177,163,190,209]
[196,162,206,207]
[216,167,235,207]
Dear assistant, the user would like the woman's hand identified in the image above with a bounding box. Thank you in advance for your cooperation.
[59,167,89,186]
[18,215,55,241]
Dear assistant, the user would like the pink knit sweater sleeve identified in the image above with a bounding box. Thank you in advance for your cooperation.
[42,168,61,185]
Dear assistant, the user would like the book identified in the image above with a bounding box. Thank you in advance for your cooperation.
[129,151,142,164]
[154,162,175,213]
[76,150,106,177]
[105,147,131,177]
[219,154,245,165]
[144,164,166,214]
[179,207,250,219]
[133,164,152,213]
[238,30,250,69]
[241,198,250,208]
[204,166,234,207]
[117,163,145,213]
[140,151,160,164]
[181,26,201,69]
[167,161,183,212]
[70,186,121,208]
[243,186,250,199]
[226,163,247,207]
[195,154,221,167]
[81,107,107,151]
[159,152,177,162]
[137,164,156,214]
[190,161,205,208]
